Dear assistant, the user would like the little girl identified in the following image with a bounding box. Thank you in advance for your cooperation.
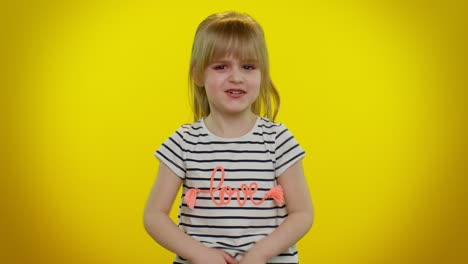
[144,11,313,264]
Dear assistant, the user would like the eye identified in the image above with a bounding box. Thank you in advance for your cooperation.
[213,64,227,70]
[243,64,257,70]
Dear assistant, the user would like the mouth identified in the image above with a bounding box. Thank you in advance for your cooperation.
[225,89,246,95]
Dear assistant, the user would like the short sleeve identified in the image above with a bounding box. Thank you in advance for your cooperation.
[274,123,306,177]
[154,126,186,180]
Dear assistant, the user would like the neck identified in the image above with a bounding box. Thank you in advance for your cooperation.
[204,112,257,138]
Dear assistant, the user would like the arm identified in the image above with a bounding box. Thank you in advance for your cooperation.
[239,160,314,263]
[143,161,237,264]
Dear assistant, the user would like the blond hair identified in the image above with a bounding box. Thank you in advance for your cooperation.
[189,11,280,122]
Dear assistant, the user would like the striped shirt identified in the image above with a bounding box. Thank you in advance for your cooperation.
[155,116,306,264]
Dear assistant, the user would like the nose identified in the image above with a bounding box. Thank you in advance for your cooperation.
[228,66,243,83]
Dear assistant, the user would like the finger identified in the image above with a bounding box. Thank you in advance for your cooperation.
[222,252,238,264]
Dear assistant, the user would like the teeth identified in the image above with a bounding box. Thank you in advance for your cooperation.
[229,91,242,94]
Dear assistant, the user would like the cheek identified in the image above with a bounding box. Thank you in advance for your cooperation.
[205,79,218,93]
[204,74,222,87]
[252,73,262,90]
[203,77,224,99]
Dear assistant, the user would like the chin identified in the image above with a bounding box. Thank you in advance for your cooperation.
[222,108,252,116]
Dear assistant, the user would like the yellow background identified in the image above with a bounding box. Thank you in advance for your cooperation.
[2,0,467,263]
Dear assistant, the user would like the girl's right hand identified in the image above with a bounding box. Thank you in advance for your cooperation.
[191,248,238,264]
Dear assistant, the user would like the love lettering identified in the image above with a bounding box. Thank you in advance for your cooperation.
[184,166,284,209]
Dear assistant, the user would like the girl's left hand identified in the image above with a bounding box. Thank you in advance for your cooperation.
[238,252,267,264]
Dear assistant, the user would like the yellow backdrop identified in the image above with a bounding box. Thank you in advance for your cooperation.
[2,0,467,263]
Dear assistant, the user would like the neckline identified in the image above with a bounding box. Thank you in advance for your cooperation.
[200,116,260,141]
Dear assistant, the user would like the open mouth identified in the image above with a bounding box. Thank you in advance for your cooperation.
[226,89,246,94]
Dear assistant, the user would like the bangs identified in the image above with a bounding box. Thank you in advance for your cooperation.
[210,35,259,62]
[205,21,261,63]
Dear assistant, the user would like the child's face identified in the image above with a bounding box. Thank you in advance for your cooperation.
[203,55,261,117]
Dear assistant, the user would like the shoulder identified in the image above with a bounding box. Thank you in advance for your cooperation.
[173,120,205,137]
[157,120,205,155]
[257,117,288,137]
[258,116,282,130]
[167,120,209,147]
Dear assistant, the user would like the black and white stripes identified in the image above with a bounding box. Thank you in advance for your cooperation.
[155,116,305,264]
